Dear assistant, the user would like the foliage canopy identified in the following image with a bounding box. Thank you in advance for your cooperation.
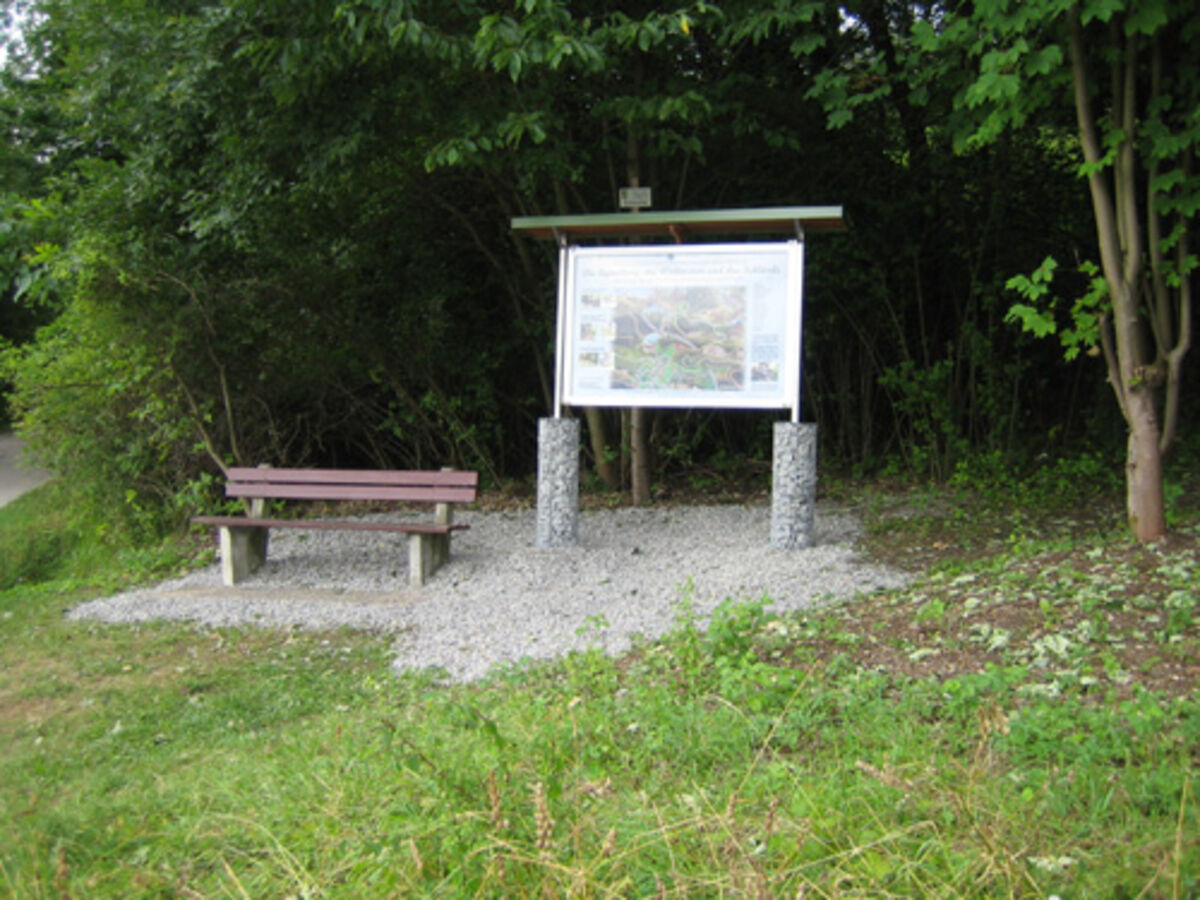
[0,0,1194,533]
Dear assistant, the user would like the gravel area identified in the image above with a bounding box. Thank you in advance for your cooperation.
[69,503,911,682]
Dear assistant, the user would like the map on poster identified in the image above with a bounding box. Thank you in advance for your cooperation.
[561,242,803,410]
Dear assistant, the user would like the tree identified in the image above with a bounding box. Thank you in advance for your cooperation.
[4,0,1150,528]
[722,0,1103,480]
[927,0,1195,540]
[2,0,523,521]
[798,0,1195,537]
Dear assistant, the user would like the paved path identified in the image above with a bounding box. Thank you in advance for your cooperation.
[0,431,53,507]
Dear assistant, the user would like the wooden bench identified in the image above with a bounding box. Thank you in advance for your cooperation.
[192,467,478,588]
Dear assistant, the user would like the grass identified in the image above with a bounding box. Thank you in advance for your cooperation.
[1,472,1197,898]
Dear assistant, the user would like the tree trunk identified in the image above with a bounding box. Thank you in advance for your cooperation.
[625,125,654,505]
[620,408,631,490]
[584,406,620,490]
[1069,12,1168,542]
[631,406,652,505]
[1126,389,1167,540]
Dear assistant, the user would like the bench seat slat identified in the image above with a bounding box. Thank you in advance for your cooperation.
[225,484,477,504]
[192,515,469,535]
[226,467,478,489]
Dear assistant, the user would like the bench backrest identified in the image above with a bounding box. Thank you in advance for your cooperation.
[225,467,478,505]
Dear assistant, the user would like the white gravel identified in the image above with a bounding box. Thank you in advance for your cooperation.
[68,503,910,682]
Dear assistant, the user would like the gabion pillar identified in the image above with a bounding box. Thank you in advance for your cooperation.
[771,421,817,550]
[536,417,580,547]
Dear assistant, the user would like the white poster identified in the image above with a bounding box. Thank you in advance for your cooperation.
[561,242,803,410]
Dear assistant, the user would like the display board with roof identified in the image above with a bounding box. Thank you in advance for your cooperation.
[512,206,846,550]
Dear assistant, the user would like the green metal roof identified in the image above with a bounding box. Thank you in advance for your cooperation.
[511,205,846,240]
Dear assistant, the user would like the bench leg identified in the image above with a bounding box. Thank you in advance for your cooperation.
[408,533,431,587]
[408,532,453,587]
[219,525,269,586]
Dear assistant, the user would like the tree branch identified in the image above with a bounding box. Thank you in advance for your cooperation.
[172,366,230,478]
[1069,9,1146,426]
[1098,311,1129,421]
[1161,191,1193,454]
[1069,12,1123,296]
[154,270,244,466]
[1117,29,1141,289]
[1145,35,1173,358]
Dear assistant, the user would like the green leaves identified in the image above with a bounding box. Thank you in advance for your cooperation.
[724,1,822,44]
[1025,43,1064,75]
[1006,256,1058,304]
[1079,0,1126,24]
[1079,0,1171,33]
[1005,257,1110,360]
[1005,303,1058,339]
[424,110,552,170]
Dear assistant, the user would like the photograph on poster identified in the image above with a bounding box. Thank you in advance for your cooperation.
[562,242,803,409]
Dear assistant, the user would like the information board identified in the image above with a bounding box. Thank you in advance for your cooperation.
[560,242,803,410]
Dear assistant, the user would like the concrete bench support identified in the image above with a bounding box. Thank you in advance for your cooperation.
[408,531,452,587]
[219,524,269,585]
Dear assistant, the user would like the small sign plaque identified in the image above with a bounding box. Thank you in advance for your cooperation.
[618,186,652,209]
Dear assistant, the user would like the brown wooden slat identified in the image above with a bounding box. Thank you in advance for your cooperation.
[192,516,469,535]
[226,467,478,488]
[225,484,477,503]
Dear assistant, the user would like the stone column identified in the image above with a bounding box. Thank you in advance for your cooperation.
[770,421,817,550]
[536,417,580,547]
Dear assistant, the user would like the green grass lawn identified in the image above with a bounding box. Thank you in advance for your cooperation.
[1,478,1197,898]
